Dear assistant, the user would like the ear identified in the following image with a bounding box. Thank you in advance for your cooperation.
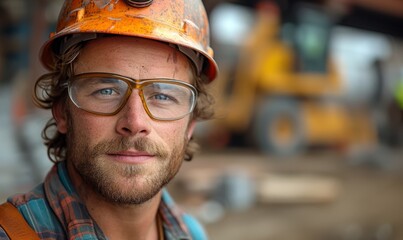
[52,101,68,134]
[187,120,197,140]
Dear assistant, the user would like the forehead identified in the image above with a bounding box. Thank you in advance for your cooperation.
[74,36,194,82]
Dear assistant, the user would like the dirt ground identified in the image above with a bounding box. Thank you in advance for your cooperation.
[169,148,403,240]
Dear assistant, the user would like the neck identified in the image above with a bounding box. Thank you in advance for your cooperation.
[67,162,162,240]
[87,192,162,240]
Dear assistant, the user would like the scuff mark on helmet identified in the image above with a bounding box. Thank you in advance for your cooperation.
[108,17,122,21]
[69,7,86,21]
[93,0,112,9]
[125,13,146,19]
[108,24,116,31]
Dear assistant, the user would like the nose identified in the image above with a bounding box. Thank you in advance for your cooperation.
[115,90,152,137]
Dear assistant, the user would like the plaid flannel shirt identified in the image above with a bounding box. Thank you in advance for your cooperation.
[0,162,206,240]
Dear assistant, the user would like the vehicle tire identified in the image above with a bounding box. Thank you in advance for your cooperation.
[254,98,305,157]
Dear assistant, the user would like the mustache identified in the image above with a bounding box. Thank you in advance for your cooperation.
[90,137,169,159]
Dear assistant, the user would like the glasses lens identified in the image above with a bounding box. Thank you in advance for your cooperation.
[69,76,129,114]
[142,82,196,120]
[69,74,196,119]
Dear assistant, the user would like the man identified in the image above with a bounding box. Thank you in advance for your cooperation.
[0,0,218,239]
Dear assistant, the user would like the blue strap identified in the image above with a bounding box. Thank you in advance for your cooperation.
[181,213,208,240]
[162,190,208,240]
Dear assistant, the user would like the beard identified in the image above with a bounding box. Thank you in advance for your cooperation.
[66,127,187,205]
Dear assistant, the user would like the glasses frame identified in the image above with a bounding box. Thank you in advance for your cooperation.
[67,72,198,121]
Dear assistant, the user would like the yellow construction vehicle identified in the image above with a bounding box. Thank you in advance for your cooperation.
[205,2,376,157]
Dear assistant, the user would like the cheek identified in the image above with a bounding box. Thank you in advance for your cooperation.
[159,120,191,143]
[69,109,113,140]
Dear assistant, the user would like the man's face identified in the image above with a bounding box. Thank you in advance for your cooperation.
[55,36,196,205]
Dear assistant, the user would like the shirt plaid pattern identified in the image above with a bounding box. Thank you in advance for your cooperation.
[0,162,199,240]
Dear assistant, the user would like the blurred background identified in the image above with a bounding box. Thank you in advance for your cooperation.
[1,0,403,239]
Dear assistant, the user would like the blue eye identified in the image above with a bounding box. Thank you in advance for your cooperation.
[153,94,171,101]
[98,88,115,95]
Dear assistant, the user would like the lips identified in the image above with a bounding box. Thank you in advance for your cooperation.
[107,150,155,164]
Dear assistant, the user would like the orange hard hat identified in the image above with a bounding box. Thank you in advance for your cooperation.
[40,0,218,82]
